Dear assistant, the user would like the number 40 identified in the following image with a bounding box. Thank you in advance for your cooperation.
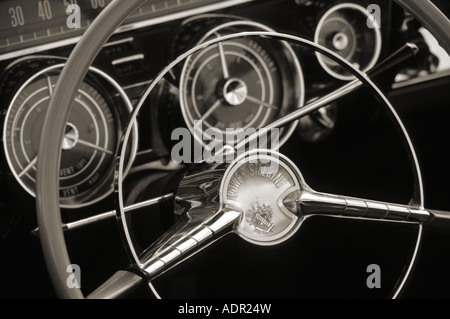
[38,0,53,21]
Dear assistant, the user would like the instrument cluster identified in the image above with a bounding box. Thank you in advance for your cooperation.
[0,0,408,224]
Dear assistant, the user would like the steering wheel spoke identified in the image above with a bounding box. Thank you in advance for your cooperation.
[86,207,242,298]
[136,208,241,280]
[299,190,430,223]
[32,194,174,235]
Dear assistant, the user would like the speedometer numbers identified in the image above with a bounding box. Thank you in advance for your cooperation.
[2,62,137,208]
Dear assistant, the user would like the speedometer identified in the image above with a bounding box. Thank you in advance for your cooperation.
[178,19,305,148]
[181,38,283,131]
[2,62,137,208]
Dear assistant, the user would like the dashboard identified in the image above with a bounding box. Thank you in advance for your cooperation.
[0,0,450,299]
[0,0,397,210]
[0,0,250,59]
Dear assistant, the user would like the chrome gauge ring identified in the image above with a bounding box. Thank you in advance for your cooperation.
[3,63,138,208]
[179,20,304,148]
[314,2,382,81]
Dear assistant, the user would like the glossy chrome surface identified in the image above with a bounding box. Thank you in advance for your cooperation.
[222,78,248,106]
[221,150,304,245]
[142,209,241,279]
[127,146,434,284]
[31,194,174,235]
[19,0,450,299]
[113,31,433,298]
[137,163,242,279]
[298,191,430,222]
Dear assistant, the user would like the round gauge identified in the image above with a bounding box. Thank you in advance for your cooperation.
[169,14,242,66]
[314,3,382,81]
[179,20,305,148]
[3,64,137,208]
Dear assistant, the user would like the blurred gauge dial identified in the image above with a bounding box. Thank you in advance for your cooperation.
[3,63,137,208]
[314,3,382,81]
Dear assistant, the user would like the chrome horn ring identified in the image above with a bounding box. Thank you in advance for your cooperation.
[115,32,424,298]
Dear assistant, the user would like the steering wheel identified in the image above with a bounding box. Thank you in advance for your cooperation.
[36,0,450,299]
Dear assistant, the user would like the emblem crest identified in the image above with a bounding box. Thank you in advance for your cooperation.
[247,200,275,233]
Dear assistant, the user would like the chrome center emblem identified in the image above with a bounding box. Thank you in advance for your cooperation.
[221,150,304,246]
[248,201,275,233]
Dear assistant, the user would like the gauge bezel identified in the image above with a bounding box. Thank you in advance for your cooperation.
[314,2,383,81]
[2,62,138,209]
[179,19,305,148]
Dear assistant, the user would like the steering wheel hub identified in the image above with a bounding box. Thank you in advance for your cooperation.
[221,151,303,246]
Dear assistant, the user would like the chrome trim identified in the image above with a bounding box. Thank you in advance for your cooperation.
[112,54,145,66]
[87,270,144,299]
[392,224,423,299]
[31,194,173,235]
[257,80,361,129]
[299,190,430,222]
[148,282,162,299]
[220,149,305,246]
[0,0,254,62]
[142,210,241,280]
[117,30,426,250]
[116,32,425,297]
